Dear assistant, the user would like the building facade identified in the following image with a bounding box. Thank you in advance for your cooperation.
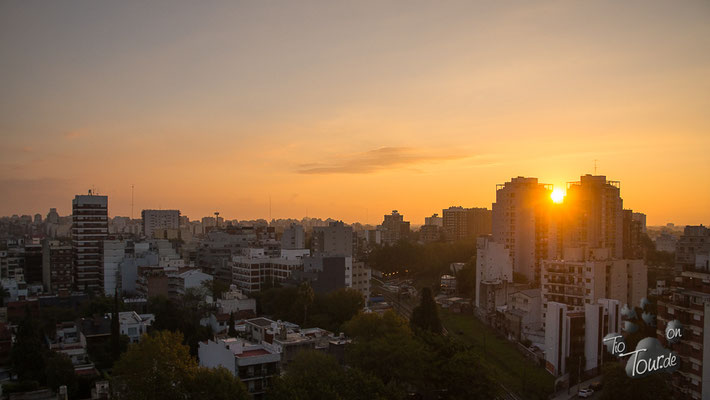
[72,193,108,291]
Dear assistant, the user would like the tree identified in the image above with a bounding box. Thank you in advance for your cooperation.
[297,282,314,326]
[410,287,442,334]
[600,362,672,400]
[228,312,237,337]
[111,286,121,362]
[268,351,396,400]
[455,259,476,298]
[112,331,197,400]
[45,352,77,397]
[10,309,47,383]
[185,367,249,400]
[112,330,250,400]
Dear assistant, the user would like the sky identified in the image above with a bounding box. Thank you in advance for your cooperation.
[1,0,709,226]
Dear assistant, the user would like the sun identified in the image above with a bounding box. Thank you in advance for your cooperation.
[551,188,565,204]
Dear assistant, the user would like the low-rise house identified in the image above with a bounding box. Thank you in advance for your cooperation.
[108,311,154,343]
[198,338,280,399]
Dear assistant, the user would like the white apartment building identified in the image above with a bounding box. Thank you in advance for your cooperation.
[232,249,309,293]
[198,338,280,399]
[475,236,513,310]
[541,247,647,325]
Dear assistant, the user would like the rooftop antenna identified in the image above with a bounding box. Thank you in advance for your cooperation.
[594,159,598,175]
[269,194,272,221]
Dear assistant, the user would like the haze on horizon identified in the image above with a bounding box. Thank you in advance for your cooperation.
[1,1,709,226]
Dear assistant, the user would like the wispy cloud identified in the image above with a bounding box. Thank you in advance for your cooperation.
[62,130,84,140]
[296,146,473,174]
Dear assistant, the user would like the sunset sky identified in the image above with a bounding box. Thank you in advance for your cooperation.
[1,1,709,226]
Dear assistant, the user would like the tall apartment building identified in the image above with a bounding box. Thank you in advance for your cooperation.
[657,226,710,399]
[492,177,553,283]
[24,240,43,284]
[380,210,410,246]
[312,221,352,256]
[622,209,644,259]
[442,206,492,242]
[42,239,73,293]
[561,175,624,259]
[541,247,646,322]
[141,210,180,238]
[281,224,305,249]
[544,299,621,377]
[72,192,108,291]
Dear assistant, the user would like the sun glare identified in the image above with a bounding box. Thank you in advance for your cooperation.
[551,188,565,204]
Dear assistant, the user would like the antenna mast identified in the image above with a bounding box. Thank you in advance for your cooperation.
[131,184,134,220]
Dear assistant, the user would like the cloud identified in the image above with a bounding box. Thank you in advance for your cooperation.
[62,130,84,140]
[296,146,474,174]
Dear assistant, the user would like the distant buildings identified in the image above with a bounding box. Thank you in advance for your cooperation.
[442,206,491,242]
[655,232,678,253]
[72,192,109,291]
[281,223,305,250]
[420,213,443,243]
[378,210,410,246]
[312,221,352,257]
[141,209,180,238]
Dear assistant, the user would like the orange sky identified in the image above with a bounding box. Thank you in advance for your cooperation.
[1,1,709,226]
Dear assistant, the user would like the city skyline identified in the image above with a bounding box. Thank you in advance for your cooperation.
[2,1,709,225]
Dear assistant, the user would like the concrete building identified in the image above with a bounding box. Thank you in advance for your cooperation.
[475,236,513,313]
[379,210,410,246]
[42,239,73,293]
[632,212,647,234]
[312,221,352,257]
[111,311,154,343]
[492,177,553,284]
[656,235,710,400]
[655,232,678,253]
[232,249,310,293]
[169,269,212,297]
[141,210,180,238]
[23,240,43,285]
[505,288,542,340]
[297,255,353,294]
[281,224,305,250]
[351,261,371,302]
[216,285,257,315]
[675,225,710,274]
[442,206,492,242]
[198,338,280,399]
[561,175,624,259]
[103,240,128,295]
[72,192,109,291]
[541,247,647,325]
[544,298,621,377]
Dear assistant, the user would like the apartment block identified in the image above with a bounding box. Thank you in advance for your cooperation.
[72,192,109,291]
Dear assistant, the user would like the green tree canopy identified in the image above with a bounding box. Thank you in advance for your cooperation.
[268,350,396,400]
[410,287,442,334]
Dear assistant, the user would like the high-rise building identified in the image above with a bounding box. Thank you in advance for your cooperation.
[622,209,644,259]
[379,210,410,246]
[442,206,492,242]
[141,209,180,238]
[281,223,305,249]
[312,221,353,256]
[561,175,624,259]
[72,192,108,291]
[42,239,73,293]
[492,177,553,283]
[657,225,710,399]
